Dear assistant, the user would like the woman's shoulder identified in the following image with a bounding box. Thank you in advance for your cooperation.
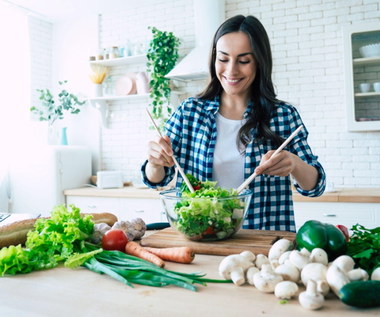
[274,101,301,118]
[178,97,219,114]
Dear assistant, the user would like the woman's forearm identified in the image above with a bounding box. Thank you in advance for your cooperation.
[291,156,319,191]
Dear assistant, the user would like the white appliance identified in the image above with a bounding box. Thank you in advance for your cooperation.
[96,170,123,189]
[166,0,225,80]
[9,145,91,216]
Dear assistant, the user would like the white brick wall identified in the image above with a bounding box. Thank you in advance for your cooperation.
[29,0,380,188]
[28,16,53,111]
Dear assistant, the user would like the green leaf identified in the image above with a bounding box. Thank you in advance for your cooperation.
[64,249,103,269]
[353,249,374,259]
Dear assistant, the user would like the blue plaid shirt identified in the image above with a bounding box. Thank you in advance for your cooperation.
[141,97,326,232]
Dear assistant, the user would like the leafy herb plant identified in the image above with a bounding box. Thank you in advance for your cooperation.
[30,80,85,126]
[146,26,180,128]
[347,224,380,274]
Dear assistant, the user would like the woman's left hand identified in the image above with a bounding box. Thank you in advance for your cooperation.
[254,150,297,177]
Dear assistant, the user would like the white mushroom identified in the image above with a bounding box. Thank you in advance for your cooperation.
[268,239,293,261]
[274,259,300,283]
[347,268,369,281]
[298,279,324,310]
[331,255,355,273]
[246,266,260,285]
[326,263,350,296]
[219,251,256,286]
[300,262,330,296]
[253,263,283,293]
[289,249,311,270]
[255,254,270,269]
[278,251,291,264]
[274,281,299,299]
[270,259,280,269]
[309,248,328,265]
[371,267,380,280]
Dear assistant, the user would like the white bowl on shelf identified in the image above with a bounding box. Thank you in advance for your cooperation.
[374,82,380,92]
[359,83,371,93]
[359,43,380,58]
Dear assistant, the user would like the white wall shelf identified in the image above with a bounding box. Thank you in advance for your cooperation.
[88,94,149,128]
[353,56,380,66]
[343,22,380,131]
[90,54,147,67]
[88,54,150,128]
[88,94,149,102]
[355,92,380,97]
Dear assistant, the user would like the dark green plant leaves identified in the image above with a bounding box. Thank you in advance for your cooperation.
[146,26,180,128]
[347,224,380,274]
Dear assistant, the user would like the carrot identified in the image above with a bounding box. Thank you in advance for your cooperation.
[125,241,165,268]
[143,246,195,264]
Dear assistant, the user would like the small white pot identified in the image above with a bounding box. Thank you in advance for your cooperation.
[359,83,371,93]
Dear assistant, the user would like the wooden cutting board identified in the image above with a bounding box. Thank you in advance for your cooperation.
[141,228,296,256]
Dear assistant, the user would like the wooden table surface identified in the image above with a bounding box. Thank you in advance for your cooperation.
[1,254,379,317]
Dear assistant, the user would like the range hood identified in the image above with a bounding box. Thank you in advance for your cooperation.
[166,0,225,81]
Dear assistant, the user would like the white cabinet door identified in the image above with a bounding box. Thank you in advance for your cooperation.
[66,196,165,223]
[66,196,123,216]
[120,198,165,223]
[293,202,379,231]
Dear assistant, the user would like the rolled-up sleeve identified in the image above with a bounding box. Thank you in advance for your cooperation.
[140,160,175,188]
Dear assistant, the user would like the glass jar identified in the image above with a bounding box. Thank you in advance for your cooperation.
[110,46,119,59]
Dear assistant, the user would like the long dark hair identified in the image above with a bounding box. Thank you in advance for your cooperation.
[198,15,284,148]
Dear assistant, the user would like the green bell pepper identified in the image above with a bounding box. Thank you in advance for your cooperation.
[296,220,347,261]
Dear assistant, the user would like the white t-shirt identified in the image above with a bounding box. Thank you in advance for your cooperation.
[212,113,246,189]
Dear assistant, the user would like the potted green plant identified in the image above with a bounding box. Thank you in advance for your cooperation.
[30,80,85,144]
[30,80,85,126]
[146,26,180,128]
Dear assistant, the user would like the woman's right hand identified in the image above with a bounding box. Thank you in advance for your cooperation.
[147,135,174,168]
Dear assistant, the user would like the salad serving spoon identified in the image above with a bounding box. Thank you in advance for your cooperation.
[236,125,303,194]
[145,108,195,193]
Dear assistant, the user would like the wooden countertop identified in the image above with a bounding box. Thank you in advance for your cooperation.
[64,186,380,203]
[1,253,378,316]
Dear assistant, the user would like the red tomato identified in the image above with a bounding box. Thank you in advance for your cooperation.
[203,226,215,235]
[102,229,129,251]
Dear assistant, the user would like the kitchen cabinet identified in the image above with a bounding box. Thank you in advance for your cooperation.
[66,195,165,223]
[65,186,380,230]
[88,54,149,127]
[293,201,379,231]
[343,22,380,131]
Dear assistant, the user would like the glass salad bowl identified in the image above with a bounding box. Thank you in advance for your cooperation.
[159,188,253,241]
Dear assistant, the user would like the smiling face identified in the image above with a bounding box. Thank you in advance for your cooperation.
[215,31,257,99]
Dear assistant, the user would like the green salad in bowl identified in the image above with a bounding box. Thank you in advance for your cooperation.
[160,176,253,241]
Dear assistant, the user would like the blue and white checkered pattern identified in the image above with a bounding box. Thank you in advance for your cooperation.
[141,97,326,232]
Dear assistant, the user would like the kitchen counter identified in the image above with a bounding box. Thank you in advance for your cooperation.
[64,186,380,203]
[1,253,378,317]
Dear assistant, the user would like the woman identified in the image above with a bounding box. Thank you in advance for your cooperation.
[141,15,326,232]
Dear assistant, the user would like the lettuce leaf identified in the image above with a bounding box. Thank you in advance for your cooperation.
[0,205,96,276]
